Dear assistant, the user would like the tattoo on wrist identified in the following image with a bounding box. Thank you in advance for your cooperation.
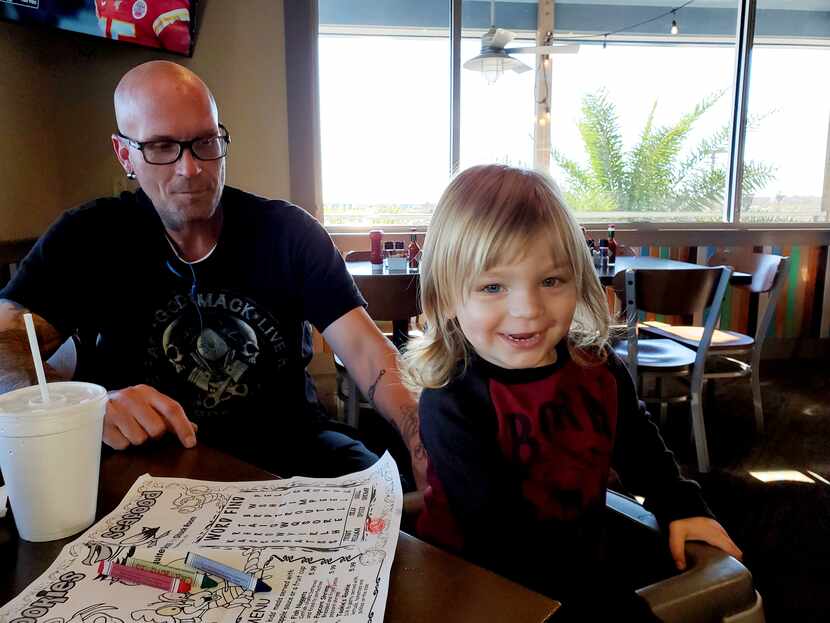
[367,368,386,406]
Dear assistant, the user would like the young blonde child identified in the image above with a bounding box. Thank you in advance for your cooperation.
[404,164,741,620]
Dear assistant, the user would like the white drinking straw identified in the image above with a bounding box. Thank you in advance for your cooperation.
[23,313,50,403]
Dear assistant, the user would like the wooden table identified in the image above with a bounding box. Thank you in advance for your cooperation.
[594,256,752,286]
[346,256,751,291]
[0,441,558,622]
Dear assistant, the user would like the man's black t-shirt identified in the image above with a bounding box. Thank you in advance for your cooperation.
[1,186,365,463]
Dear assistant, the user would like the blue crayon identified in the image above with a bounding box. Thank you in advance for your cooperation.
[184,552,271,593]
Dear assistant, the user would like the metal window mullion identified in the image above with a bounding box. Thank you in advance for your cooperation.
[725,0,757,224]
[533,0,554,172]
[450,0,462,177]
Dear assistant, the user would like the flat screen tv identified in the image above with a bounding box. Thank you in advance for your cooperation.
[0,0,198,56]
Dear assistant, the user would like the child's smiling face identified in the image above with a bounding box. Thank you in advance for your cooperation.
[453,234,578,369]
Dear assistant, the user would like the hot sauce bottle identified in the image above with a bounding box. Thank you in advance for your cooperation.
[408,230,421,269]
[607,224,617,266]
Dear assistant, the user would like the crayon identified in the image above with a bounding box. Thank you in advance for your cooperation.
[124,557,218,589]
[185,552,271,592]
[98,560,191,593]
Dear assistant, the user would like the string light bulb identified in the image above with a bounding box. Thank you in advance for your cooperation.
[670,11,679,35]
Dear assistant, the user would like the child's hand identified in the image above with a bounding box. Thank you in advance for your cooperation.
[668,517,743,571]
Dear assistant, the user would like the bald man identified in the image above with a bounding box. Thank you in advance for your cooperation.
[0,61,426,490]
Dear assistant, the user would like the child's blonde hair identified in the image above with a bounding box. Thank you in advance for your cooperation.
[403,164,611,390]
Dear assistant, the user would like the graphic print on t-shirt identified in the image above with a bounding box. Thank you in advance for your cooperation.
[490,366,618,521]
[146,290,288,420]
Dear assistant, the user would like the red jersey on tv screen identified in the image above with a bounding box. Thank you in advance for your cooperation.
[95,0,191,55]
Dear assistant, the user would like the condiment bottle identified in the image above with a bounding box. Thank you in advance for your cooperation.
[408,231,421,269]
[599,239,609,269]
[582,226,595,251]
[369,230,383,265]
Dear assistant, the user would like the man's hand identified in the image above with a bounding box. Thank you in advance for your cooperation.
[104,384,197,450]
[668,516,743,570]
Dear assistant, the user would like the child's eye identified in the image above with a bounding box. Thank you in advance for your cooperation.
[542,277,562,288]
[480,284,503,294]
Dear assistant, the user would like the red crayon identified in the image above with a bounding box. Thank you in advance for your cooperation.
[98,560,192,593]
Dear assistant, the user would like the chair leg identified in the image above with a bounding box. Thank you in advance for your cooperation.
[704,377,716,408]
[690,390,710,473]
[346,375,360,429]
[751,363,764,433]
[655,377,668,429]
[336,394,345,422]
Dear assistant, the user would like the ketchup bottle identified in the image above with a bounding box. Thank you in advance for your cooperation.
[369,230,383,266]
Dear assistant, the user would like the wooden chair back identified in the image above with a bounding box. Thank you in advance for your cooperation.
[612,267,729,316]
[343,250,420,321]
[708,250,790,345]
[344,250,371,262]
[351,274,420,322]
[617,266,732,400]
[706,249,787,293]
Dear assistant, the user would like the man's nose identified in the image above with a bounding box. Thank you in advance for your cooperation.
[509,289,543,318]
[175,147,201,176]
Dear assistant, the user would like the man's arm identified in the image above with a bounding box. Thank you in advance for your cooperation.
[0,298,197,450]
[323,307,428,490]
[0,298,66,392]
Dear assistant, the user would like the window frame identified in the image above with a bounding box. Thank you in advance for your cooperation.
[286,0,830,234]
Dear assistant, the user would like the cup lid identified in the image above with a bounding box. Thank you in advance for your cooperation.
[0,382,107,437]
[0,382,106,415]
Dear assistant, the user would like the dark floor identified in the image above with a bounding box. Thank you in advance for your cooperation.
[682,360,830,623]
[314,356,830,622]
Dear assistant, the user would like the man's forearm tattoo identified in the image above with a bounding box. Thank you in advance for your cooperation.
[397,404,427,460]
[367,368,386,407]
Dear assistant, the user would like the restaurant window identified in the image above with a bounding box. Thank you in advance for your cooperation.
[459,3,537,171]
[739,1,830,223]
[318,3,450,227]
[317,1,830,227]
[546,1,740,223]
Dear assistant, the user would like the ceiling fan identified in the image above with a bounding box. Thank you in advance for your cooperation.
[464,0,579,84]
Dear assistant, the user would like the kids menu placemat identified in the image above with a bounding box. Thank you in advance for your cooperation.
[1,452,402,623]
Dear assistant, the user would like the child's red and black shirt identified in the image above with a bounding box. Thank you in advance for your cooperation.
[416,342,712,593]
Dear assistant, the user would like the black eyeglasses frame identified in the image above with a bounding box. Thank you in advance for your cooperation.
[116,123,231,165]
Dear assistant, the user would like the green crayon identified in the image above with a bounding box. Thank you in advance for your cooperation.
[124,557,218,590]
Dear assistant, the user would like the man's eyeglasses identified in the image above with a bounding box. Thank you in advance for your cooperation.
[116,124,231,165]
